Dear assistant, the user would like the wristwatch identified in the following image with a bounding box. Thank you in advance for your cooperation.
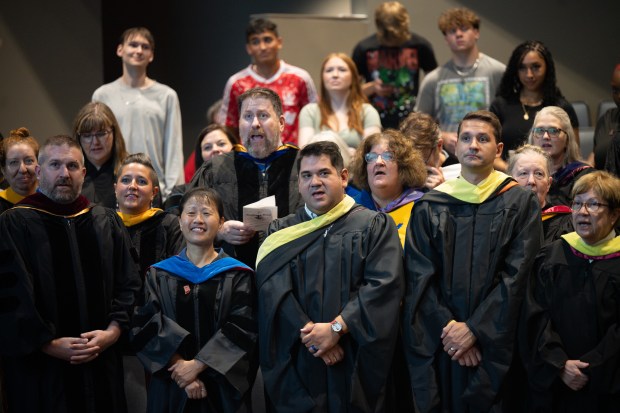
[330,320,344,336]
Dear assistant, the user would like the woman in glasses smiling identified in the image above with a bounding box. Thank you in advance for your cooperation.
[350,129,426,247]
[528,106,593,205]
[523,170,620,411]
[72,101,128,208]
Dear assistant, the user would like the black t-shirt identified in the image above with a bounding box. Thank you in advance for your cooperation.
[352,33,437,129]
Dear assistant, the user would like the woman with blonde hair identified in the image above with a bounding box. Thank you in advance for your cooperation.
[73,101,129,208]
[298,52,381,153]
[528,106,592,205]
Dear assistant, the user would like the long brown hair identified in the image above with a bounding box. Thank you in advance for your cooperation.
[318,53,367,136]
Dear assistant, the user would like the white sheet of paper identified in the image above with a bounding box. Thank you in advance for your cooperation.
[243,195,277,232]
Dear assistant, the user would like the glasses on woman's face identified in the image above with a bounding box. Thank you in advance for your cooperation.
[79,130,111,144]
[570,199,609,213]
[532,127,565,140]
[365,151,395,163]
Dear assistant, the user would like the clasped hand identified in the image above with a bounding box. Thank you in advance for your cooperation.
[300,322,344,366]
[41,322,121,364]
[441,321,481,366]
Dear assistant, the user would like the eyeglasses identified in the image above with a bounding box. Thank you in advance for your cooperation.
[532,127,565,139]
[79,130,111,143]
[570,199,609,213]
[365,151,395,163]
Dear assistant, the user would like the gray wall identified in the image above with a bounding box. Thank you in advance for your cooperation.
[1,0,618,156]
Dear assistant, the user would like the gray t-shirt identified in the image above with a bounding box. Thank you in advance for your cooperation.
[415,53,505,132]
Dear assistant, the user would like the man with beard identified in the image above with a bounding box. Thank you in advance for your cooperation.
[0,135,141,412]
[189,87,301,267]
[402,111,541,412]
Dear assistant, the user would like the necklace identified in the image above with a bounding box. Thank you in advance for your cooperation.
[521,102,530,120]
[454,58,480,77]
[520,98,543,121]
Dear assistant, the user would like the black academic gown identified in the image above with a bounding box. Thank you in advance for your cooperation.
[82,157,117,209]
[131,252,257,413]
[188,148,301,267]
[548,161,593,206]
[257,206,404,413]
[523,238,620,412]
[402,179,542,412]
[0,194,141,413]
[541,205,574,246]
[0,197,13,214]
[125,211,185,279]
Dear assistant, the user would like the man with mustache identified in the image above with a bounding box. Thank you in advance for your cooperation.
[188,87,301,267]
[0,135,141,412]
[402,110,541,412]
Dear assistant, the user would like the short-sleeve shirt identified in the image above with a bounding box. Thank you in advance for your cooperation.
[217,61,317,146]
[298,103,381,148]
[352,33,437,129]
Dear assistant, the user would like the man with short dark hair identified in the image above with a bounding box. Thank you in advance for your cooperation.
[402,111,541,411]
[191,87,301,267]
[257,141,404,412]
[217,18,317,145]
[0,135,140,412]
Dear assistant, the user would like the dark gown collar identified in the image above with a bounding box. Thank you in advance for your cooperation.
[18,191,92,216]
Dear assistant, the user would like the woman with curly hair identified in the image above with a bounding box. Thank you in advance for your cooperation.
[350,129,426,246]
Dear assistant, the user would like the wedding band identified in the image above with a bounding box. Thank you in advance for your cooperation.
[310,345,318,353]
[449,347,455,352]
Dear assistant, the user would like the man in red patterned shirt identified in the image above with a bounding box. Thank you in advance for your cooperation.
[217,18,317,146]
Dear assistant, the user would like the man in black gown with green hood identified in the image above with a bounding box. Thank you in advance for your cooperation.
[256,141,404,413]
[402,111,542,412]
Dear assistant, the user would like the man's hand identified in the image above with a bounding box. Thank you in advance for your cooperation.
[363,78,393,98]
[169,359,207,389]
[456,345,482,367]
[560,360,589,391]
[41,337,98,364]
[320,344,344,366]
[218,220,255,245]
[80,321,121,355]
[185,379,208,399]
[300,322,339,357]
[441,321,476,359]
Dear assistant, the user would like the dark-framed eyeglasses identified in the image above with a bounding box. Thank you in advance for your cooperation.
[570,199,609,213]
[364,151,395,163]
[532,127,565,140]
[79,130,111,143]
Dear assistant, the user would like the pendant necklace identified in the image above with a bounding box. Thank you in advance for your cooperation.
[520,98,543,121]
[521,102,530,120]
